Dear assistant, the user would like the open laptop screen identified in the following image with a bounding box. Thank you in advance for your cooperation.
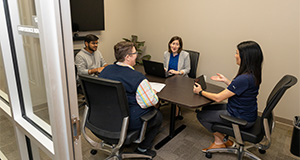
[142,60,168,78]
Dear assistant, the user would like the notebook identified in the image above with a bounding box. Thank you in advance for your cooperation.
[142,60,173,78]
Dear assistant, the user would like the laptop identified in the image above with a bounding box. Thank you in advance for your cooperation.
[142,60,173,78]
[194,75,207,90]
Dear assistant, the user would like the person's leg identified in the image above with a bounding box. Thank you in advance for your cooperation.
[196,103,230,132]
[138,110,163,149]
[176,106,179,116]
[196,104,234,151]
[175,105,183,120]
[213,132,225,144]
[136,109,163,157]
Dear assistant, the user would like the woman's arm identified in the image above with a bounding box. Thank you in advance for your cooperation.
[193,83,235,102]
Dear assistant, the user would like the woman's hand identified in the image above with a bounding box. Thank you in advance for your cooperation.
[211,73,226,81]
[211,73,231,85]
[193,82,202,94]
[168,69,181,75]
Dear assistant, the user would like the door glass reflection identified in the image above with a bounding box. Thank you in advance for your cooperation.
[16,0,50,126]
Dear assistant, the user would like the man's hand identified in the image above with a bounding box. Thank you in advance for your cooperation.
[97,67,105,73]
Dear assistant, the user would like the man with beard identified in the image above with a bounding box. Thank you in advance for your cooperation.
[75,34,108,76]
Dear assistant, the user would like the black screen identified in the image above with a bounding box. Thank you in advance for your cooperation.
[70,0,105,32]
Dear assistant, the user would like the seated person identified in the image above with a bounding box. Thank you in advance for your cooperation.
[163,36,190,77]
[163,36,191,118]
[75,34,108,77]
[193,41,264,151]
[99,41,163,158]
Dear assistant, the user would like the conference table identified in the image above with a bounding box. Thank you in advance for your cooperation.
[135,65,224,150]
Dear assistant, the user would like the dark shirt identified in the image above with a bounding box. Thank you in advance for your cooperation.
[227,74,259,122]
[98,64,153,130]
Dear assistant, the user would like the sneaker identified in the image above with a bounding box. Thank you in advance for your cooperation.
[175,107,183,120]
[160,100,169,106]
[175,115,183,120]
[134,148,157,158]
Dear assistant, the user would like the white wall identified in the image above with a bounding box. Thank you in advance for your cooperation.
[75,0,300,121]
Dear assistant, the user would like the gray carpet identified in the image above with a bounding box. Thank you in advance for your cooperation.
[80,104,300,160]
[1,103,299,160]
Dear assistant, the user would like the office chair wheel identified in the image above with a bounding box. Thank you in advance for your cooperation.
[205,152,212,158]
[259,149,266,154]
[90,149,97,155]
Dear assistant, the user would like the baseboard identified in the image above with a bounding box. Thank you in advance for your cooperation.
[275,116,293,126]
[258,111,293,126]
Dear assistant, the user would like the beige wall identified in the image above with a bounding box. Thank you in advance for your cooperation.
[133,0,300,121]
[73,0,137,64]
[75,0,300,121]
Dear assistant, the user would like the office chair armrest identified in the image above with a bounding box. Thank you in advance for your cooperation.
[140,109,158,122]
[220,114,248,126]
[134,109,157,143]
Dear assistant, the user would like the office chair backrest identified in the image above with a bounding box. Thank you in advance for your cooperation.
[261,75,297,131]
[185,50,200,78]
[79,75,129,140]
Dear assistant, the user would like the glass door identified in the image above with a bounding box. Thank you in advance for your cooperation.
[0,0,82,159]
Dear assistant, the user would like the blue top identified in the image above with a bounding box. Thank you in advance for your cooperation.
[99,64,153,130]
[227,74,259,122]
[168,53,179,71]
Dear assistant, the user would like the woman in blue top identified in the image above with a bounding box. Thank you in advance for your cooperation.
[163,36,191,118]
[163,36,190,77]
[193,41,263,151]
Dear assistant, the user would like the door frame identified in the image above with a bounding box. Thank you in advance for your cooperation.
[0,0,82,159]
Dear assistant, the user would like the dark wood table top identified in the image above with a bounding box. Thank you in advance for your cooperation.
[157,75,224,108]
[135,65,224,108]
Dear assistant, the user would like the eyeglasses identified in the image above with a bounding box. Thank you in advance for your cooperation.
[129,51,138,55]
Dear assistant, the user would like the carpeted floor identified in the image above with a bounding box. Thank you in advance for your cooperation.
[80,104,300,160]
[1,102,299,160]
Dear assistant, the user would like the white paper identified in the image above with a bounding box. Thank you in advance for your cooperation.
[149,82,166,92]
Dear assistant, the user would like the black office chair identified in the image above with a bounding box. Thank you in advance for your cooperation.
[185,50,200,78]
[79,75,157,160]
[205,75,297,160]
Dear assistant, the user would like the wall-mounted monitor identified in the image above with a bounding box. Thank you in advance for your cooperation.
[70,0,105,33]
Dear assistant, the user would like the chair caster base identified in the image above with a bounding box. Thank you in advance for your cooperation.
[205,152,212,158]
[90,149,97,155]
[259,149,266,154]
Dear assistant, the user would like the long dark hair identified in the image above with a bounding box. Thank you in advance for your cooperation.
[236,41,263,85]
[168,36,183,53]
